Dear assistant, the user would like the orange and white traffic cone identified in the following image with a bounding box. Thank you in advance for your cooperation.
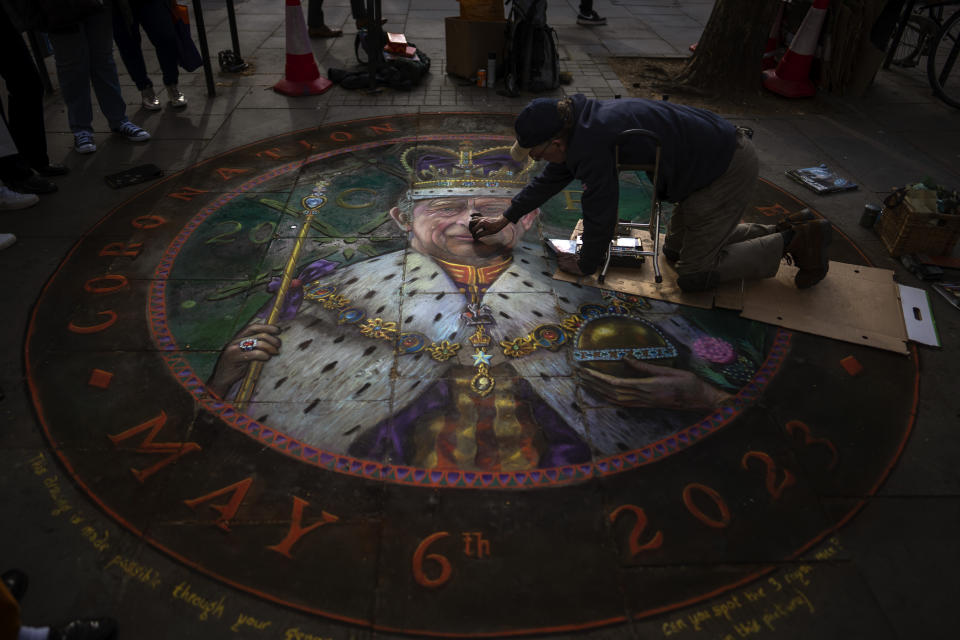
[273,0,332,96]
[762,0,830,98]
[762,1,786,70]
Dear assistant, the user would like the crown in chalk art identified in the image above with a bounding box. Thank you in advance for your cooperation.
[400,141,537,199]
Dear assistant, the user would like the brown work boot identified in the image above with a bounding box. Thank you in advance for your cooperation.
[784,219,833,289]
[774,208,817,232]
[309,25,342,38]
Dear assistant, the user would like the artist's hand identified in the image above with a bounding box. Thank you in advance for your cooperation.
[557,252,585,275]
[207,323,282,398]
[579,357,730,410]
[469,213,510,239]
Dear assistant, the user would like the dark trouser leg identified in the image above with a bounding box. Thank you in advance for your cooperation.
[350,0,366,21]
[0,9,50,169]
[308,0,326,28]
[136,0,180,87]
[579,0,593,14]
[84,10,130,130]
[112,3,152,90]
[673,134,783,292]
[0,113,31,182]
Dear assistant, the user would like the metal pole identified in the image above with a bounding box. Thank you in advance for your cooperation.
[191,0,217,97]
[225,0,242,57]
[365,0,383,91]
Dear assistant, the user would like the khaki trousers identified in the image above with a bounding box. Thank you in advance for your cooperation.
[664,131,784,283]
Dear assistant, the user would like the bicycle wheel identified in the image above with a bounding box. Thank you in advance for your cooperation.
[355,31,369,65]
[891,16,929,67]
[927,9,960,108]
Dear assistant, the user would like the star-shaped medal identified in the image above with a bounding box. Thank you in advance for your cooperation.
[472,349,492,366]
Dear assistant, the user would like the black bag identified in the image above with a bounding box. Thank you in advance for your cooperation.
[385,46,431,90]
[503,0,559,95]
[171,3,202,72]
[330,46,431,92]
[517,19,559,92]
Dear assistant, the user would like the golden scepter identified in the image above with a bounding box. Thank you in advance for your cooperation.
[234,184,329,410]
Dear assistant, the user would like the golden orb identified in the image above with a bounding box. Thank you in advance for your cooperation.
[576,315,677,377]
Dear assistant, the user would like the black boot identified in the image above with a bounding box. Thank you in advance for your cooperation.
[774,208,817,232]
[784,219,833,289]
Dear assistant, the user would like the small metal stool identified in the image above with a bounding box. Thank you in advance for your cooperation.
[595,129,664,284]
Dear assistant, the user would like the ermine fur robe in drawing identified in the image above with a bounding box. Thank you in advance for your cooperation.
[233,243,710,463]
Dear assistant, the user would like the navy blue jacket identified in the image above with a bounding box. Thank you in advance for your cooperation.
[503,94,737,274]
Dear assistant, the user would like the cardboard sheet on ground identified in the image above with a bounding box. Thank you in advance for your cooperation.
[552,227,715,308]
[552,228,910,354]
[552,249,715,308]
[715,261,909,354]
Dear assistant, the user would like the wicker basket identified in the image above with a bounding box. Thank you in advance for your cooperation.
[876,197,960,257]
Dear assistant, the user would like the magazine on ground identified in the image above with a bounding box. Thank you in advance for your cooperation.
[932,282,960,310]
[785,164,858,194]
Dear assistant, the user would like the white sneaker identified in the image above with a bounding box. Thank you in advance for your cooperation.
[165,84,187,108]
[141,88,162,111]
[0,233,16,250]
[113,121,151,142]
[0,186,40,210]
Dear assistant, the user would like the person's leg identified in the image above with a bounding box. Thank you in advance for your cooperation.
[662,204,685,261]
[666,210,774,264]
[0,111,55,191]
[111,2,153,91]
[724,221,779,245]
[0,9,51,170]
[308,0,325,27]
[577,0,606,24]
[0,153,32,184]
[672,134,783,291]
[82,10,131,130]
[308,0,342,37]
[350,0,366,22]
[136,0,180,88]
[47,28,95,135]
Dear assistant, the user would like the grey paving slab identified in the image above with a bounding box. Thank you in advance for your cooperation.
[833,497,960,640]
[196,107,329,159]
[0,448,142,618]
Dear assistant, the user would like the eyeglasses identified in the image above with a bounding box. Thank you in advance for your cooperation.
[419,198,508,218]
[529,140,554,158]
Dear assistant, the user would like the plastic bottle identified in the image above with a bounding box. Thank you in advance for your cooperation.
[487,52,497,88]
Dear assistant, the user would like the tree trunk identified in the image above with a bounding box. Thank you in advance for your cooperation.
[679,0,783,95]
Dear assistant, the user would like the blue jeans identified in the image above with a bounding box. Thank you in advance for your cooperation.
[48,9,129,134]
[113,0,180,90]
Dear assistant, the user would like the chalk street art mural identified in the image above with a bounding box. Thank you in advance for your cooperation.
[27,114,916,636]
